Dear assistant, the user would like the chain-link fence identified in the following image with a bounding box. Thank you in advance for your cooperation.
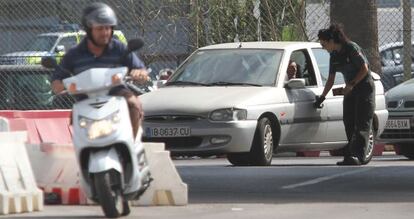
[0,0,412,110]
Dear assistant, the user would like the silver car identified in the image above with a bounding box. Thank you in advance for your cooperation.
[379,78,414,159]
[140,42,388,166]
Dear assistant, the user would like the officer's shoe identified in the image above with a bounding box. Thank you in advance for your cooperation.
[336,156,361,166]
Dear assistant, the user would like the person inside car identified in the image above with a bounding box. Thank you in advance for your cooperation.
[287,60,298,80]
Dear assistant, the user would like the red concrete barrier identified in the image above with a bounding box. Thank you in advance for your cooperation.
[0,110,72,145]
[296,151,321,157]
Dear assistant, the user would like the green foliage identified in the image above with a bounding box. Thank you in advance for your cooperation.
[189,0,307,48]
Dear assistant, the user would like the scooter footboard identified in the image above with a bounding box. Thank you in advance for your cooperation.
[88,147,123,173]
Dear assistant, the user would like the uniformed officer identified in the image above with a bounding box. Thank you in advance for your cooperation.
[314,23,375,166]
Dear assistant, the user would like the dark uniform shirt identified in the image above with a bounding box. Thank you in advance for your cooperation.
[51,38,145,81]
[329,41,370,83]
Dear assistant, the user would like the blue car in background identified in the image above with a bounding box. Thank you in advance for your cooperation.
[379,41,414,91]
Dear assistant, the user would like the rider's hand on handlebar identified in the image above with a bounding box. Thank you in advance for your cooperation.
[51,80,65,94]
[130,69,150,84]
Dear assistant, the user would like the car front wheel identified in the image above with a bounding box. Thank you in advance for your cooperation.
[227,117,275,166]
[227,152,250,166]
[250,117,274,166]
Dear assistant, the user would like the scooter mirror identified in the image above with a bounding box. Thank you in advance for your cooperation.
[41,57,58,69]
[127,38,145,52]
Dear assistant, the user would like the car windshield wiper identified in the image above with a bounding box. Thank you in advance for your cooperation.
[207,81,262,87]
[165,80,209,86]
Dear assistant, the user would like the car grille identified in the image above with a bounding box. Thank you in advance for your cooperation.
[405,101,414,108]
[144,115,204,122]
[387,100,414,109]
[0,57,17,65]
[380,115,414,139]
[142,136,203,148]
[387,101,398,108]
[380,129,414,139]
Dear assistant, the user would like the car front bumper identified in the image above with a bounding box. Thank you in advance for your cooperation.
[142,119,258,156]
[378,111,414,143]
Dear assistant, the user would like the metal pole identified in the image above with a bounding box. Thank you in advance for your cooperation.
[402,0,412,81]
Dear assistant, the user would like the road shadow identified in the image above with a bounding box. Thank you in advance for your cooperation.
[178,164,414,204]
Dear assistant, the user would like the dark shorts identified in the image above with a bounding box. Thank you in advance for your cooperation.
[108,85,129,96]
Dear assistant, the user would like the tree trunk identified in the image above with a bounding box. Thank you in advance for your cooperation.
[330,0,381,75]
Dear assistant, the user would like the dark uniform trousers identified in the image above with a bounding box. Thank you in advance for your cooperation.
[342,75,375,161]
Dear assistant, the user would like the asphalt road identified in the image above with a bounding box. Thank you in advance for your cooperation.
[4,152,414,219]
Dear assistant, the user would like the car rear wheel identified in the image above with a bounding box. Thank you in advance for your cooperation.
[330,121,376,164]
[395,143,414,160]
[360,124,376,164]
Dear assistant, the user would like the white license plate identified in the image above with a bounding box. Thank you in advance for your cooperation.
[385,119,411,129]
[145,127,191,137]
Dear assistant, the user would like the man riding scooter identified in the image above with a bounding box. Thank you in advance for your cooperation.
[51,2,149,139]
[49,3,151,217]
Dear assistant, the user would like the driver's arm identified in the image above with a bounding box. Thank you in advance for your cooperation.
[50,51,73,94]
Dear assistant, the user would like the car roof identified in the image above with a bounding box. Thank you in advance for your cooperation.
[37,30,124,38]
[199,41,322,50]
[379,41,414,51]
[37,31,85,37]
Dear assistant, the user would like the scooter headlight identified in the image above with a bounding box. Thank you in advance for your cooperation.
[88,120,114,140]
[78,111,121,140]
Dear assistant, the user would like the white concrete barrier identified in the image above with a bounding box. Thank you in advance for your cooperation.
[0,131,43,215]
[133,142,188,206]
[25,143,87,205]
[0,117,9,132]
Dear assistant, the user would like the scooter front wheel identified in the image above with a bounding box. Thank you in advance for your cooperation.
[94,171,128,218]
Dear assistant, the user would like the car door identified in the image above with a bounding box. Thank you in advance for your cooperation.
[312,48,347,143]
[281,49,328,145]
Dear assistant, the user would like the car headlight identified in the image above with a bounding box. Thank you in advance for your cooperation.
[78,111,121,139]
[209,108,247,121]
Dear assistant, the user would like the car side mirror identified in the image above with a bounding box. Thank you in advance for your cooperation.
[55,45,65,53]
[284,78,306,89]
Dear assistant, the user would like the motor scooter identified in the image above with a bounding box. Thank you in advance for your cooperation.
[42,39,151,218]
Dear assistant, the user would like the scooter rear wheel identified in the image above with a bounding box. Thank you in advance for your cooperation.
[94,171,126,218]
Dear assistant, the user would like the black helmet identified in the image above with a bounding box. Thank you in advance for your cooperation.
[81,2,117,28]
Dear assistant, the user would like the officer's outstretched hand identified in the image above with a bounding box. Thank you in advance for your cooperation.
[313,95,325,108]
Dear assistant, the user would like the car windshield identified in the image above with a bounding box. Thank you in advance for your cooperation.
[23,35,58,52]
[170,49,282,86]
